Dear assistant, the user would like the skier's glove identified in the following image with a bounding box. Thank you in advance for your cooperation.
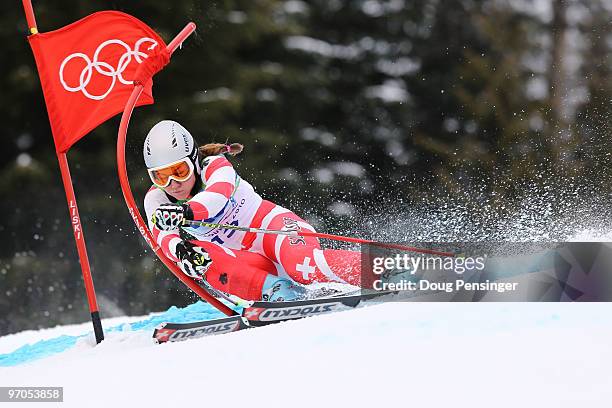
[175,241,212,280]
[152,203,193,231]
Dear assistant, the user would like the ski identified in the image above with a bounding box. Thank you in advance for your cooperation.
[242,293,364,326]
[153,315,249,343]
[153,290,395,343]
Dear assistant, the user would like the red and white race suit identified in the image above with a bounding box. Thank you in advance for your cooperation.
[144,154,361,300]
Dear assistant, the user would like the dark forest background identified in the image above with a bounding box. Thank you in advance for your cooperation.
[1,0,611,334]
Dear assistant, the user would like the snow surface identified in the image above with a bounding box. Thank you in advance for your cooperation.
[1,301,611,407]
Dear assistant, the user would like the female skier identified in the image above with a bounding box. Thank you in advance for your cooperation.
[143,120,361,302]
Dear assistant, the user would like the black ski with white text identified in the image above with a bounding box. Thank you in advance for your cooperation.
[152,291,394,343]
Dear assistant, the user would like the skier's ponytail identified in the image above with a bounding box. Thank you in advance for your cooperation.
[199,142,243,157]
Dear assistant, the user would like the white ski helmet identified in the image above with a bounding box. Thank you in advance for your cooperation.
[143,120,200,173]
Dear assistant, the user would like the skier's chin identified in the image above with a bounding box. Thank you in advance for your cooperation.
[172,191,189,200]
[167,188,189,200]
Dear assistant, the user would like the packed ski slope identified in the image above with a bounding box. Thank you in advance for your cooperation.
[1,301,611,407]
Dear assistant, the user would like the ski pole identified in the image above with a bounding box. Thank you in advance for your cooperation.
[182,220,454,257]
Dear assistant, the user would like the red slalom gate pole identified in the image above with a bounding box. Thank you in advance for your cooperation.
[22,0,104,343]
[167,22,196,52]
[57,153,104,343]
[116,23,237,317]
[21,0,38,34]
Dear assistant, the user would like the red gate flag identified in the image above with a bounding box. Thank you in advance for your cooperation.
[28,11,167,153]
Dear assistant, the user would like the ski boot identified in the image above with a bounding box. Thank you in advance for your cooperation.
[261,275,307,302]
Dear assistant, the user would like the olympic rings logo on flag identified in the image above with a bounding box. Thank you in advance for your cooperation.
[59,37,158,100]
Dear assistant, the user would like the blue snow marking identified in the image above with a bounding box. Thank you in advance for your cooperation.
[0,301,238,367]
[125,301,235,332]
[0,335,79,368]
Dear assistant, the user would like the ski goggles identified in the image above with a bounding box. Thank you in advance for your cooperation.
[147,158,194,188]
